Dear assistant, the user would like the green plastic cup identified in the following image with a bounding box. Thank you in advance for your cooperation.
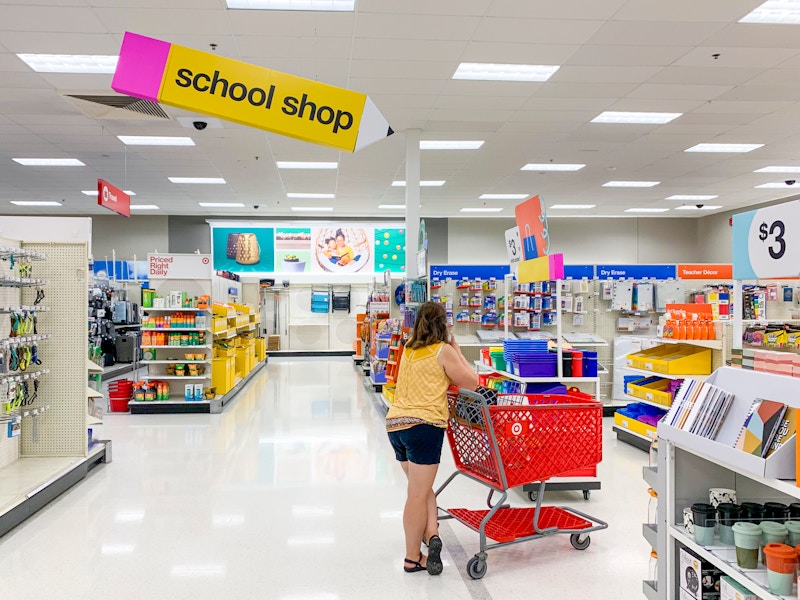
[733,522,762,569]
[760,521,788,565]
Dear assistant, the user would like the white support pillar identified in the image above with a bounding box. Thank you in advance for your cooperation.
[405,129,421,278]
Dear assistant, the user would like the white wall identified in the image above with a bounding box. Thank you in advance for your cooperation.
[447,217,700,265]
[91,215,169,260]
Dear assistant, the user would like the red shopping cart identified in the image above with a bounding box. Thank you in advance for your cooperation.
[435,388,608,579]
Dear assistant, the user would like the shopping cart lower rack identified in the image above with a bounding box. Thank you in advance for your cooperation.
[435,388,608,579]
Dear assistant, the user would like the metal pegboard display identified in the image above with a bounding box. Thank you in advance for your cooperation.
[0,236,24,469]
[20,242,88,457]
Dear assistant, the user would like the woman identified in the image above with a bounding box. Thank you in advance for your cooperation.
[334,229,358,266]
[386,302,478,575]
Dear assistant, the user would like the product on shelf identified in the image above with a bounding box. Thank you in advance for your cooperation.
[663,380,734,440]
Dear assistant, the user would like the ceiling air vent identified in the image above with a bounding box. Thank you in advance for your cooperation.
[63,93,170,120]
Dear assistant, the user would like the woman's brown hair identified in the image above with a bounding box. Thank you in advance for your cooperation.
[406,302,448,349]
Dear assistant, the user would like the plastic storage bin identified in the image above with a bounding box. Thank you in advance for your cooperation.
[625,343,711,375]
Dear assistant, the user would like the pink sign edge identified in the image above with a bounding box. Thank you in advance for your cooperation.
[111,31,171,103]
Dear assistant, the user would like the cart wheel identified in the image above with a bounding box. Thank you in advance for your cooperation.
[466,556,488,580]
[527,491,538,503]
[583,490,591,500]
[570,533,591,550]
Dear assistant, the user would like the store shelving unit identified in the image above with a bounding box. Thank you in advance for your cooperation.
[130,273,213,414]
[651,366,800,600]
[0,236,110,537]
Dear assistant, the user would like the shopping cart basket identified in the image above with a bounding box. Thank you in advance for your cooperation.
[435,388,608,579]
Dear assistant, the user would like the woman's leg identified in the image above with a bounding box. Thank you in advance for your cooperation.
[399,462,439,544]
[403,461,439,563]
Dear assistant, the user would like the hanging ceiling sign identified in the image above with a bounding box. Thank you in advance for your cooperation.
[732,200,800,280]
[97,179,130,218]
[112,32,393,153]
[148,253,212,279]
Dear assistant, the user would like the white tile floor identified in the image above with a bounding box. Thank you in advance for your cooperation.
[0,357,652,599]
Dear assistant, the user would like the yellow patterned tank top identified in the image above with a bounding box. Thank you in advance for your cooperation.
[386,342,449,432]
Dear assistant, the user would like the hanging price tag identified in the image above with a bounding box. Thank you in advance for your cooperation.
[505,226,522,264]
[733,200,800,279]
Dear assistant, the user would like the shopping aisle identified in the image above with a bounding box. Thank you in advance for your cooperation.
[0,357,651,599]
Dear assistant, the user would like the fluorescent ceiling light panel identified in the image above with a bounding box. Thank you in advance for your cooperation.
[226,0,355,10]
[198,202,244,208]
[591,111,682,125]
[550,204,596,209]
[755,166,800,173]
[603,181,660,187]
[378,205,406,210]
[756,182,799,188]
[625,208,670,213]
[521,163,585,171]
[82,190,135,196]
[10,201,62,206]
[460,208,503,213]
[675,205,723,211]
[276,161,337,169]
[291,207,334,212]
[392,180,445,187]
[129,205,160,210]
[13,158,84,166]
[287,193,334,199]
[420,140,484,150]
[170,177,226,184]
[16,53,118,73]
[685,143,764,153]
[117,136,195,146]
[453,62,559,82]
[740,0,800,23]
[479,194,529,200]
[666,195,718,201]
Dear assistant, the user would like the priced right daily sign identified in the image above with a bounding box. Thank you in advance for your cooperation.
[732,200,800,279]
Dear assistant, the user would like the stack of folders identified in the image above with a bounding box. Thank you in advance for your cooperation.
[664,380,735,440]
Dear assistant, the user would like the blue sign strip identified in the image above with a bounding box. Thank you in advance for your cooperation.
[564,265,595,279]
[429,265,511,281]
[595,264,676,280]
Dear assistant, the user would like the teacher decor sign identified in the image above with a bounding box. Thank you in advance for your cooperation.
[112,32,394,153]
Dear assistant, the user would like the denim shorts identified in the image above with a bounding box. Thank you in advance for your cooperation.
[387,424,445,465]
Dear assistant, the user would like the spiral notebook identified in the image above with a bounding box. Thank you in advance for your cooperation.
[733,399,787,458]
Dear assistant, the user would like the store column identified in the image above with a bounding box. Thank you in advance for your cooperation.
[405,129,420,278]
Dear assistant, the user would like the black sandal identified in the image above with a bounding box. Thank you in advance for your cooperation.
[426,535,443,576]
[404,554,426,573]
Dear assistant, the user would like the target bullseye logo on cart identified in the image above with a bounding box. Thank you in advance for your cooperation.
[506,421,529,436]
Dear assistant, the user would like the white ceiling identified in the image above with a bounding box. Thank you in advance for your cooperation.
[1,0,800,219]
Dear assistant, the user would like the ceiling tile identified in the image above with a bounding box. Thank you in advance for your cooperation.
[674,47,799,69]
[486,0,627,20]
[612,0,758,22]
[551,65,663,84]
[704,23,800,49]
[566,44,691,67]
[459,42,580,64]
[626,83,733,100]
[238,36,352,61]
[588,21,726,46]
[354,13,479,41]
[473,18,605,45]
[358,0,492,15]
[0,32,120,54]
[647,66,764,86]
[351,38,466,62]
[0,5,106,33]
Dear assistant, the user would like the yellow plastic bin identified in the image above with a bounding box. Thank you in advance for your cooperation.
[213,357,234,395]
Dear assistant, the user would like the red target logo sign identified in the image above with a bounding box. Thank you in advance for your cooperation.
[202,257,210,265]
[505,421,529,436]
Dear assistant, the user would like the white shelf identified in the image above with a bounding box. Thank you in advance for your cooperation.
[140,327,207,332]
[86,387,102,399]
[143,307,208,312]
[491,368,600,384]
[142,375,210,380]
[624,393,671,410]
[643,523,657,549]
[128,399,211,406]
[654,337,723,350]
[613,423,653,442]
[140,345,210,349]
[86,359,102,374]
[140,359,211,364]
[668,525,790,600]
[87,414,103,425]
[642,466,658,489]
[623,365,708,381]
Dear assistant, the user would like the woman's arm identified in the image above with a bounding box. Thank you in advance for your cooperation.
[438,342,478,391]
